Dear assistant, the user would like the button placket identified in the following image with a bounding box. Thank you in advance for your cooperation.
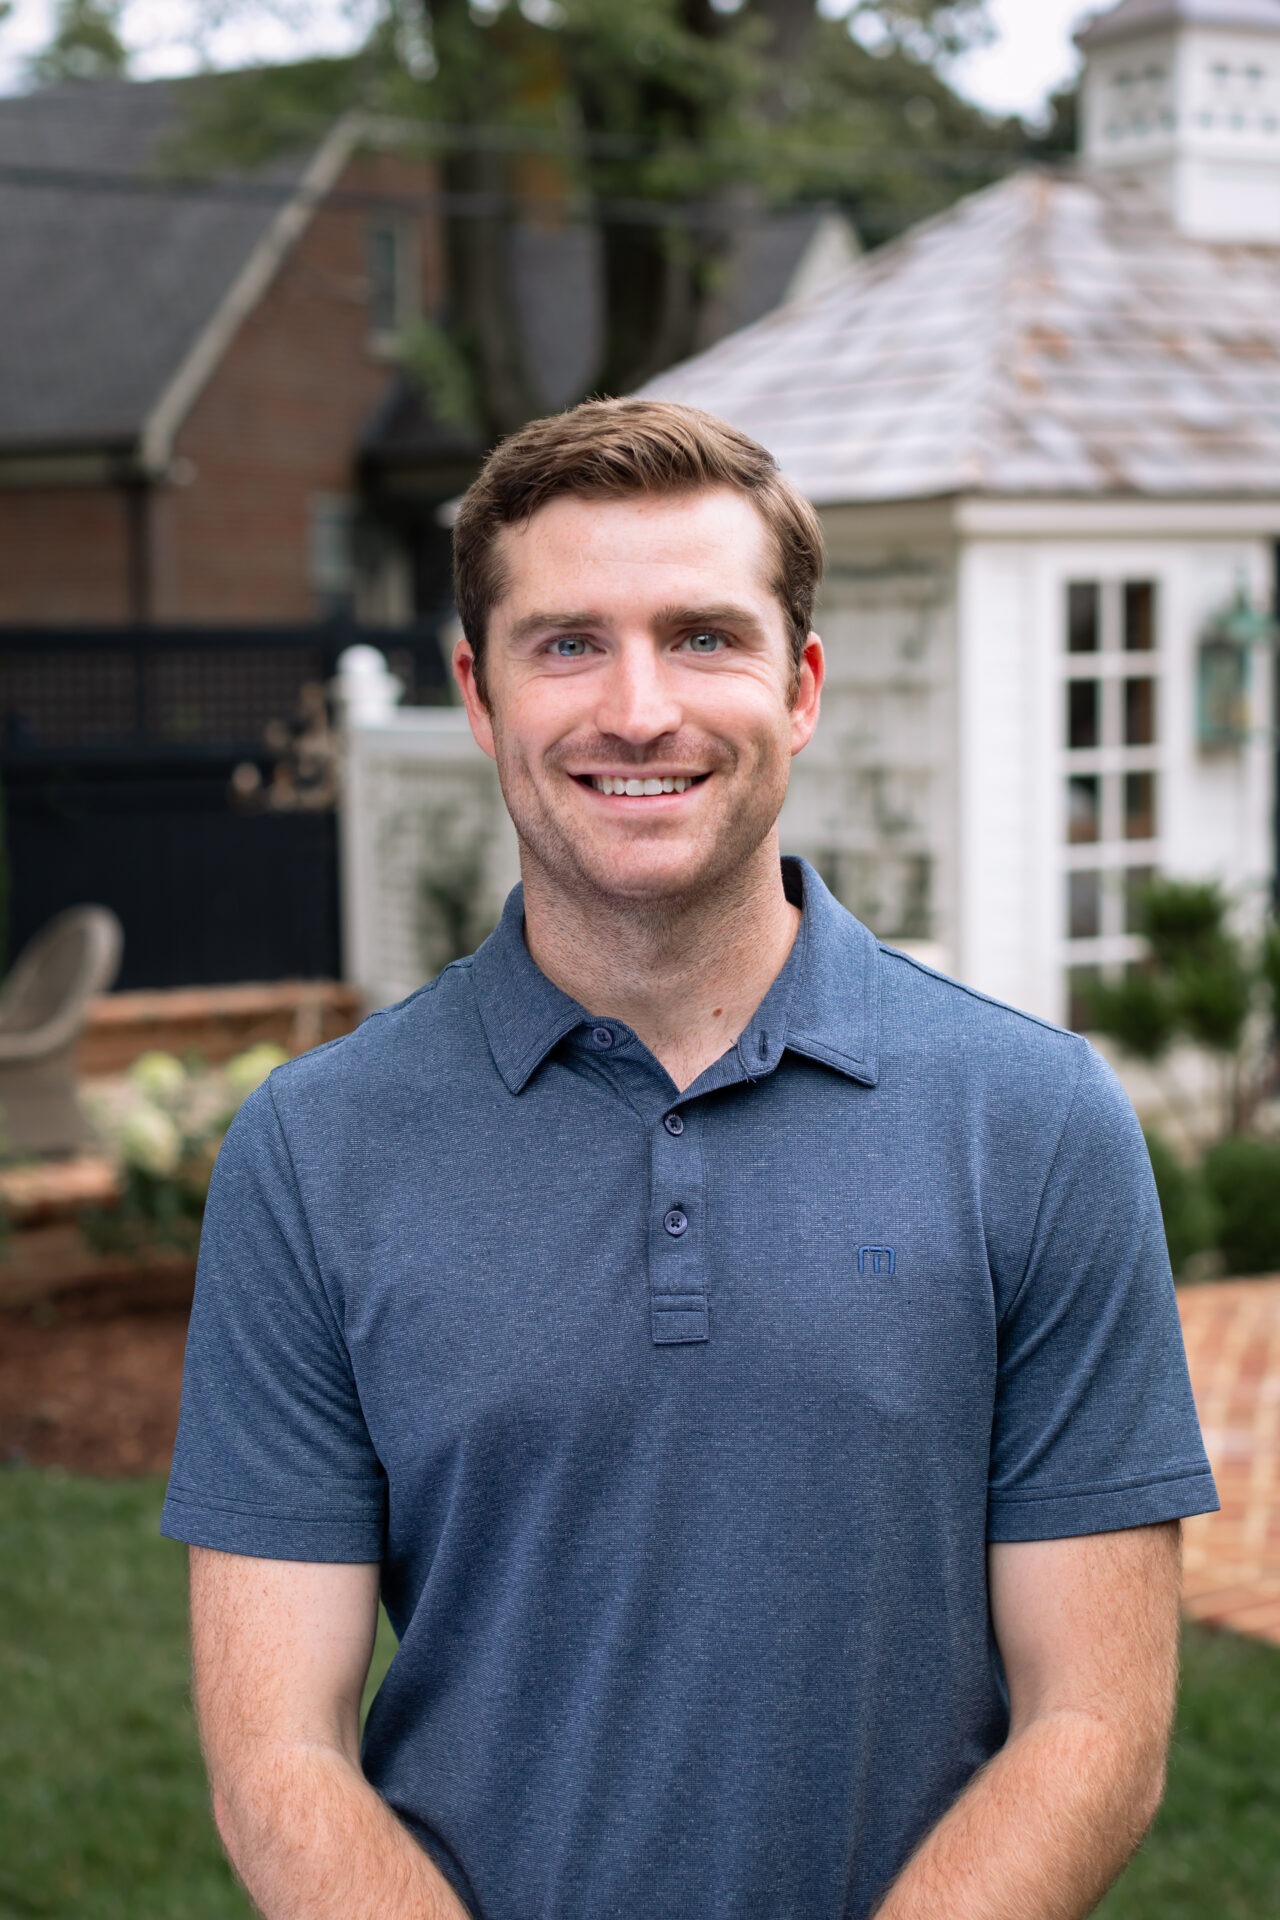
[649,1107,708,1345]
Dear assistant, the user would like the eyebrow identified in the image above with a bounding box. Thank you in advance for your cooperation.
[504,603,768,644]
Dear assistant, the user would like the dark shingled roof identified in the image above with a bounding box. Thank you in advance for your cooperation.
[0,76,311,454]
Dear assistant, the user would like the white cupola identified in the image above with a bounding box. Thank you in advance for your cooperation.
[1077,0,1280,239]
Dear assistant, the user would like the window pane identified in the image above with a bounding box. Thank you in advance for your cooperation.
[1125,866,1156,934]
[1068,680,1100,750]
[1068,871,1102,940]
[1124,677,1157,745]
[1068,583,1101,653]
[1125,771,1157,840]
[367,223,400,335]
[1067,775,1101,843]
[1124,581,1156,652]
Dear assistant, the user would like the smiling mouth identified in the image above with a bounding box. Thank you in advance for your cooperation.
[580,774,706,797]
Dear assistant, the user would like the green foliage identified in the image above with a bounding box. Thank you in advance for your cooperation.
[400,318,484,435]
[1203,1136,1280,1277]
[28,0,128,85]
[1083,969,1178,1062]
[1143,1128,1219,1277]
[1084,878,1280,1141]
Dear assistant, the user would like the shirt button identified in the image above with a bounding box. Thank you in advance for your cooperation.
[664,1208,689,1238]
[663,1113,685,1136]
[591,1027,615,1049]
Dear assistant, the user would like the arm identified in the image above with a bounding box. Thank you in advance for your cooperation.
[873,1522,1181,1920]
[190,1547,471,1920]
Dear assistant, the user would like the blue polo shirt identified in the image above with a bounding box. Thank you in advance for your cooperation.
[162,858,1217,1920]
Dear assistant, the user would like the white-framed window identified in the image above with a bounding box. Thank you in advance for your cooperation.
[366,218,418,349]
[1061,578,1163,1027]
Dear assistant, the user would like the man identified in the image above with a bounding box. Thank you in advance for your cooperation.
[163,399,1218,1920]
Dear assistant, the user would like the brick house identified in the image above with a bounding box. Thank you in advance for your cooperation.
[0,77,457,626]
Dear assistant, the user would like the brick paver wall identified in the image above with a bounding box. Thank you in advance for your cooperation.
[1179,1279,1280,1647]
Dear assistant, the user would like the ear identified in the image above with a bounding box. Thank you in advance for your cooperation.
[789,633,824,756]
[453,637,497,761]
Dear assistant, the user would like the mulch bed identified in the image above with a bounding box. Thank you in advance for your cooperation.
[0,1278,192,1476]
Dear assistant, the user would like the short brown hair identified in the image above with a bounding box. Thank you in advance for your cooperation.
[452,398,825,698]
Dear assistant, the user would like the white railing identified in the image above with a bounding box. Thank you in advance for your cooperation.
[336,647,518,1010]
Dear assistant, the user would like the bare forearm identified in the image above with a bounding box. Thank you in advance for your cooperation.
[873,1709,1165,1920]
[212,1742,471,1920]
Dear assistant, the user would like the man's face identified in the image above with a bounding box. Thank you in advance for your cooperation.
[454,487,823,911]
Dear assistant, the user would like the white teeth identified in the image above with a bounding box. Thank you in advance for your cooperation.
[590,775,698,795]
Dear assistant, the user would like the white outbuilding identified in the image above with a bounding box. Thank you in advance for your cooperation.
[644,0,1280,1027]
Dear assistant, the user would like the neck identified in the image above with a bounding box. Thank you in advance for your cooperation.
[520,837,801,1092]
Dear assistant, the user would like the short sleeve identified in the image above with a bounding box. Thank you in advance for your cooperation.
[161,1078,387,1560]
[987,1043,1219,1542]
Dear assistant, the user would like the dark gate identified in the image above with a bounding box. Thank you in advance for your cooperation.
[0,624,446,990]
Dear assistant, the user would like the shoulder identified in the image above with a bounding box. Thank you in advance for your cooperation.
[873,943,1139,1165]
[214,961,493,1198]
[261,959,486,1117]
[876,943,1089,1078]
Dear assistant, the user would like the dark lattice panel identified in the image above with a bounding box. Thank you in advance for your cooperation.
[146,647,323,747]
[0,626,446,759]
[0,650,139,751]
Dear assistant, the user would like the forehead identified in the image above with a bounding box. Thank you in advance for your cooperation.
[490,488,778,623]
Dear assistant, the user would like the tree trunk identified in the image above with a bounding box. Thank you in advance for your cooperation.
[427,0,539,438]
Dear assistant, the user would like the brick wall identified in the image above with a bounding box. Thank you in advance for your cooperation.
[0,486,134,622]
[0,145,444,626]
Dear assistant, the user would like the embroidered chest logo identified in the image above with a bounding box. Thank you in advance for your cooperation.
[857,1245,897,1277]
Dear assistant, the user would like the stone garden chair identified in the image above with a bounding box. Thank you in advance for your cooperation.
[0,906,123,1158]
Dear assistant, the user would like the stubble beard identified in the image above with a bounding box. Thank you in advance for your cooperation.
[493,726,790,938]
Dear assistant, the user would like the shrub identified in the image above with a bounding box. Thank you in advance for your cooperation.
[1144,1129,1219,1277]
[1203,1135,1280,1276]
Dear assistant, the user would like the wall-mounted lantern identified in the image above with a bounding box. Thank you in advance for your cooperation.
[1197,581,1280,750]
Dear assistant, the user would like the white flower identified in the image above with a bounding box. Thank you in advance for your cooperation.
[129,1051,187,1106]
[119,1103,183,1177]
[224,1043,290,1107]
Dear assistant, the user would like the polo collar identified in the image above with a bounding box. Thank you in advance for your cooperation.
[470,857,881,1095]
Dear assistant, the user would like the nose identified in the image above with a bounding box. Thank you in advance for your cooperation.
[593,642,683,744]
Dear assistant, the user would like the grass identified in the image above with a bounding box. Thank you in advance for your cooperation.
[0,1470,394,1920]
[1,1466,1278,1919]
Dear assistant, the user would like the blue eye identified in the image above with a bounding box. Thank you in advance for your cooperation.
[551,636,591,657]
[684,631,726,653]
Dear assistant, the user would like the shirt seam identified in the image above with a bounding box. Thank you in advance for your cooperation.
[163,1486,383,1521]
[877,945,1079,1038]
[989,1463,1214,1505]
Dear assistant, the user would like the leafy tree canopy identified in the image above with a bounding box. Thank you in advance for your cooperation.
[29,0,128,84]
[132,0,1060,430]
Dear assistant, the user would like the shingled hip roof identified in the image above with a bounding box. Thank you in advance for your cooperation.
[641,169,1280,504]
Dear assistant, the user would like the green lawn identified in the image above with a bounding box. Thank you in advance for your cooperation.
[1,1466,1278,1919]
